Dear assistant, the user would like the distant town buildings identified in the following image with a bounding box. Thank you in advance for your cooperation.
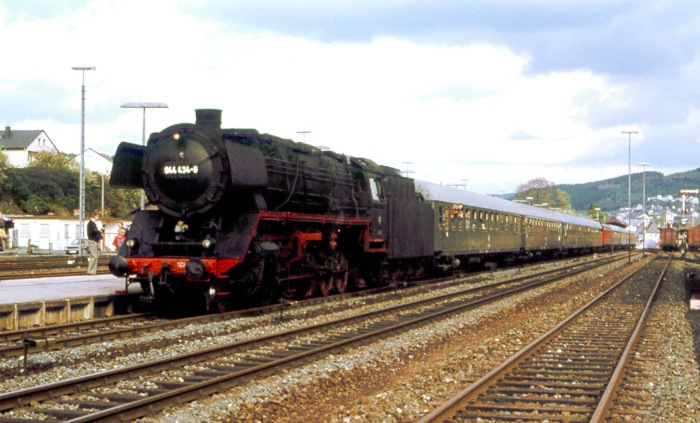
[610,193,699,248]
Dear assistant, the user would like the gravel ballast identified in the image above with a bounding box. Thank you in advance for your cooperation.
[2,255,698,422]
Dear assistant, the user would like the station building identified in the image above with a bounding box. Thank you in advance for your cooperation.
[3,215,131,254]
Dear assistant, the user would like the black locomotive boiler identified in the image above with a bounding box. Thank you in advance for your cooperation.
[109,109,626,312]
[109,109,434,311]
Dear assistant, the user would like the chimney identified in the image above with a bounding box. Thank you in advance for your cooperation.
[3,125,10,139]
[195,109,222,130]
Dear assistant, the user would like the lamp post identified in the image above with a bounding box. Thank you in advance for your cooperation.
[296,130,311,143]
[639,162,650,256]
[72,66,95,258]
[622,130,638,263]
[100,173,105,216]
[401,161,415,178]
[120,102,169,209]
[595,207,601,222]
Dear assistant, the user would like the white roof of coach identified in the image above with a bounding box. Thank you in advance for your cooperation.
[414,180,601,230]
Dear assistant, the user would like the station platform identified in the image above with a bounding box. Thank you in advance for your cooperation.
[0,274,143,331]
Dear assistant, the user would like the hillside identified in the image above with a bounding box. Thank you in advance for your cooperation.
[559,168,700,211]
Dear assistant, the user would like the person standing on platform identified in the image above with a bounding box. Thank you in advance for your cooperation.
[86,212,102,275]
[112,221,126,253]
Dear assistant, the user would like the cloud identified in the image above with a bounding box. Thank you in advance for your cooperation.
[1,0,699,196]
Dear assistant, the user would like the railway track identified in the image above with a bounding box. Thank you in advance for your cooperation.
[0,255,110,279]
[0,254,635,421]
[0,314,158,359]
[418,256,669,423]
[0,254,628,361]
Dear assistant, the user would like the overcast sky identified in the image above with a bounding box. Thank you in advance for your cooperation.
[1,0,699,194]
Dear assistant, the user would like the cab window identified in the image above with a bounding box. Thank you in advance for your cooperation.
[369,177,384,201]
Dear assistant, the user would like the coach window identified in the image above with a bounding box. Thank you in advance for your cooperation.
[369,177,384,201]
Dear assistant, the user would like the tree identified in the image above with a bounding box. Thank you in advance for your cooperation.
[0,151,13,213]
[28,151,78,170]
[0,150,11,201]
[11,166,78,215]
[515,177,572,210]
[0,150,139,218]
[85,171,141,218]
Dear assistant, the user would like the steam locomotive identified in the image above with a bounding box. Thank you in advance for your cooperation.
[109,109,628,312]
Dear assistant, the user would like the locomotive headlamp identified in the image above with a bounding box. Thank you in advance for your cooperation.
[126,238,139,249]
[173,133,180,141]
[202,238,217,249]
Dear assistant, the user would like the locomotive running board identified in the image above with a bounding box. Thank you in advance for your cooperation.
[258,210,371,226]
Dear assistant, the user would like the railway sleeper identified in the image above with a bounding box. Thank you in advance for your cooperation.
[489,386,601,396]
[477,394,599,406]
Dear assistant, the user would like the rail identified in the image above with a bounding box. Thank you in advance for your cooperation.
[0,254,634,421]
[417,256,668,422]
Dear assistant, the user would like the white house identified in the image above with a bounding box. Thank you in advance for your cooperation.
[0,125,59,167]
[78,148,113,174]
